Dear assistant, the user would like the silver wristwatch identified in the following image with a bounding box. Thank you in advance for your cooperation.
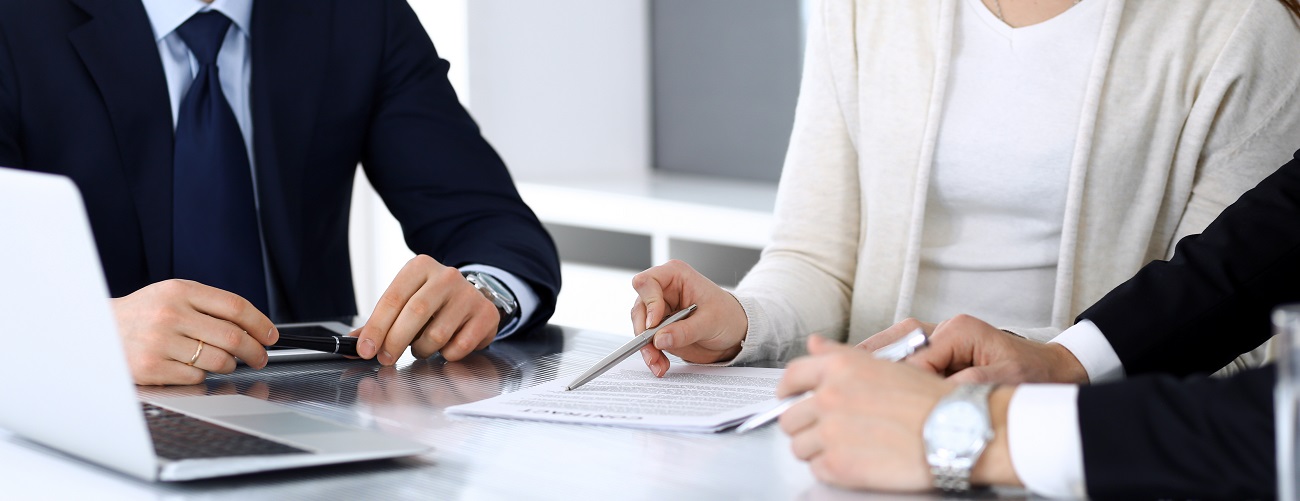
[462,271,519,332]
[923,383,996,491]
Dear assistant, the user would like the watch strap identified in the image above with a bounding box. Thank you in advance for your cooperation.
[931,465,974,492]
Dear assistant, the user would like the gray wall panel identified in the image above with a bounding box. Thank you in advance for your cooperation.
[652,0,803,182]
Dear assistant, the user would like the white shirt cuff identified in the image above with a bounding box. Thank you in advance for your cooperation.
[458,264,539,340]
[1049,320,1125,384]
[1007,384,1086,498]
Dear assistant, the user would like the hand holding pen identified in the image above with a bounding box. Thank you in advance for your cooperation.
[630,260,753,377]
[273,332,360,356]
[735,328,928,433]
[566,304,698,391]
[775,333,998,491]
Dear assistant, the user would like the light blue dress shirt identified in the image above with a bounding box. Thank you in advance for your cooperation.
[139,0,537,337]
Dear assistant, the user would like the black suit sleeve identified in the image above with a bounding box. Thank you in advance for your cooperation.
[360,0,561,334]
[1080,150,1300,376]
[1077,366,1276,499]
[0,17,23,168]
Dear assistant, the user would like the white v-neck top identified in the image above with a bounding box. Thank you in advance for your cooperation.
[912,0,1108,327]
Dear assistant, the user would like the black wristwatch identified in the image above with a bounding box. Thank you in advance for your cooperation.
[462,270,520,333]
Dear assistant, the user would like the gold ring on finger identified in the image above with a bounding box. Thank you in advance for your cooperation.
[187,340,205,366]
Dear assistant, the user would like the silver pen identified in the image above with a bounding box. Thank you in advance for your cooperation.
[565,304,699,391]
[733,327,929,433]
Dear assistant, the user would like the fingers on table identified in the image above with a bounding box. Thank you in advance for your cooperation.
[788,428,825,462]
[150,360,208,386]
[471,313,497,352]
[365,258,500,365]
[170,336,229,373]
[783,398,823,460]
[183,281,277,347]
[157,335,232,385]
[418,293,496,362]
[175,309,269,370]
[361,256,449,364]
[394,280,456,361]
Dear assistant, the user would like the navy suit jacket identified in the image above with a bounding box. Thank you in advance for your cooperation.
[0,0,561,330]
[1069,150,1300,498]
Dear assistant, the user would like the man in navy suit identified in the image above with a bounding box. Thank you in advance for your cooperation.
[0,0,561,385]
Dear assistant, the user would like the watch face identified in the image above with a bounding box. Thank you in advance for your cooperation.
[464,272,518,320]
[924,401,990,458]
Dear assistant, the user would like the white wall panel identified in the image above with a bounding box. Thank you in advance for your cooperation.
[466,0,651,181]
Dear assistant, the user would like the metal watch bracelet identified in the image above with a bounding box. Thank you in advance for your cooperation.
[927,383,996,492]
[931,465,973,492]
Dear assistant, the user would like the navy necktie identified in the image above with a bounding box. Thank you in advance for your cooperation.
[172,12,268,312]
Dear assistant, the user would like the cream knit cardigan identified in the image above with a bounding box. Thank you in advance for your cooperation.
[731,0,1300,368]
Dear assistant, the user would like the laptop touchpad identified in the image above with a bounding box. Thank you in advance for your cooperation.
[218,413,346,436]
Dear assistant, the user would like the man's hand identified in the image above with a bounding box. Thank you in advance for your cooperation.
[356,255,499,366]
[777,336,1021,491]
[863,315,1089,385]
[630,260,748,377]
[112,279,278,386]
[778,336,953,491]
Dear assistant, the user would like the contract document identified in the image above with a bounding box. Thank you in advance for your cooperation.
[445,359,782,432]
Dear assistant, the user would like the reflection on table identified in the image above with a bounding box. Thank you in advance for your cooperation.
[1,325,1025,500]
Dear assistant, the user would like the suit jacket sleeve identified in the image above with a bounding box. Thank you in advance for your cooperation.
[1077,366,1276,498]
[0,18,22,169]
[1079,149,1300,376]
[359,0,560,334]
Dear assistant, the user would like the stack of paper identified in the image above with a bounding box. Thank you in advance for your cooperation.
[446,359,783,432]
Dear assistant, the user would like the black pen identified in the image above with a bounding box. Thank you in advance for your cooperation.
[272,333,360,356]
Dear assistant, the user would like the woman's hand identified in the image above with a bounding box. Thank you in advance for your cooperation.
[630,260,749,376]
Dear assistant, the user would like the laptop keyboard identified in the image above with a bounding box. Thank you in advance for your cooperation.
[143,403,309,460]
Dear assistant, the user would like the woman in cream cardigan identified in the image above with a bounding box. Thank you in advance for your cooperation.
[629,0,1300,374]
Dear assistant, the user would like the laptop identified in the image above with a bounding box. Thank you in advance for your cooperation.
[0,167,429,481]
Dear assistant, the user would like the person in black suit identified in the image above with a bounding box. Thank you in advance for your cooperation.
[0,0,560,385]
[778,149,1300,497]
